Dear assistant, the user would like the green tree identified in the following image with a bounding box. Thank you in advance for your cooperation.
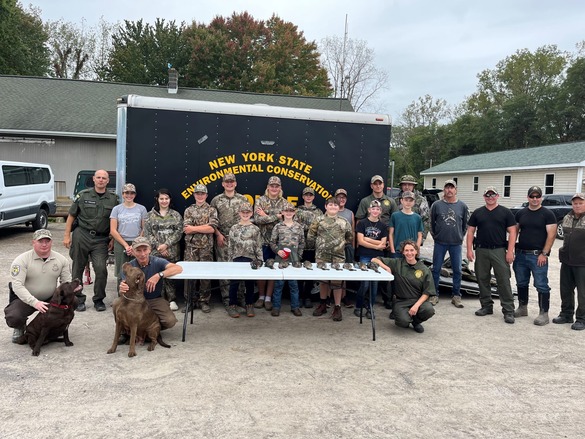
[0,0,49,75]
[46,18,95,79]
[183,12,331,96]
[555,56,585,142]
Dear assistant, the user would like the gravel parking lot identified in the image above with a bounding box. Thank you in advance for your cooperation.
[1,222,584,439]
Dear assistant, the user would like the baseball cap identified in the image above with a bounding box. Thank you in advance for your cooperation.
[33,229,52,241]
[483,186,499,195]
[444,179,457,188]
[302,187,315,195]
[370,175,384,184]
[268,176,281,186]
[401,191,415,199]
[132,237,151,250]
[399,175,417,185]
[527,186,542,197]
[369,200,381,208]
[572,193,585,201]
[194,184,207,194]
[334,188,347,197]
[223,173,236,182]
[282,202,296,211]
[239,202,253,212]
[122,183,136,193]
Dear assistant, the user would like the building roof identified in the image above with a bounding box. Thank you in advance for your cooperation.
[421,141,585,175]
[0,75,354,139]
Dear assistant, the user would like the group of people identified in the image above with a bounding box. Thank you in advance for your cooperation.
[5,169,585,343]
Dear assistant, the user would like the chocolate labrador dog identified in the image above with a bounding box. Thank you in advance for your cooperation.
[17,279,81,356]
[107,263,170,358]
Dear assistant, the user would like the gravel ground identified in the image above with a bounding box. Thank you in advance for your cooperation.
[1,222,583,439]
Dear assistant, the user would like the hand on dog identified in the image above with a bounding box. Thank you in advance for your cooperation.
[33,301,49,313]
[119,281,129,294]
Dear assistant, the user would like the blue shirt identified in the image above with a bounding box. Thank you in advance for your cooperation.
[122,256,170,300]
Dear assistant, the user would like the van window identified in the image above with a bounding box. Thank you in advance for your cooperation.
[2,165,51,186]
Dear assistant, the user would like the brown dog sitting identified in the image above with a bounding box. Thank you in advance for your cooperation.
[107,263,170,358]
[17,279,81,356]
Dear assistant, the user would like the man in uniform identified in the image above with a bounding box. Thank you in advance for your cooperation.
[466,186,517,324]
[63,169,118,312]
[513,186,557,325]
[183,184,218,313]
[5,229,72,342]
[210,173,248,311]
[394,174,430,240]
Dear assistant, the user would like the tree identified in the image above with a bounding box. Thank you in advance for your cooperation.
[319,35,388,111]
[103,18,191,85]
[555,56,585,141]
[183,12,331,96]
[0,0,49,75]
[45,19,95,79]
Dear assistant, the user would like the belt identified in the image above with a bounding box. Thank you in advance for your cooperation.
[516,249,541,255]
[79,227,109,237]
[475,244,506,249]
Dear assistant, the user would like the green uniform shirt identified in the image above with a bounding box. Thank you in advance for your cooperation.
[69,189,119,234]
[379,257,436,300]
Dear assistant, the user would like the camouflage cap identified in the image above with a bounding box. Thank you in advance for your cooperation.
[122,183,136,193]
[370,175,384,184]
[400,191,415,199]
[399,175,417,185]
[483,186,499,195]
[302,187,315,195]
[268,176,281,186]
[33,229,52,241]
[223,173,236,182]
[194,184,207,194]
[444,179,457,188]
[369,200,381,208]
[282,202,296,211]
[572,193,585,200]
[132,236,151,250]
[239,202,253,212]
[527,186,542,197]
[334,188,348,197]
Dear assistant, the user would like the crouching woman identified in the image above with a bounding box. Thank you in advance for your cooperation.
[372,240,436,333]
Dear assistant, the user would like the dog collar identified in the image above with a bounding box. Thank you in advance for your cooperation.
[122,294,142,302]
[50,302,70,310]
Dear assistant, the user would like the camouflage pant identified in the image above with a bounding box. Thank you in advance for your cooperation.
[215,240,246,306]
[184,245,213,303]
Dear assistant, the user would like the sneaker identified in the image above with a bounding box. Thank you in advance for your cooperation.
[200,303,211,313]
[304,298,313,309]
[12,327,24,343]
[412,322,424,333]
[353,308,363,318]
[571,321,585,331]
[475,306,494,316]
[291,308,302,317]
[332,305,343,322]
[76,302,86,312]
[169,301,179,311]
[504,313,515,324]
[271,308,280,317]
[552,315,574,324]
[236,305,246,314]
[365,309,372,320]
[533,311,549,326]
[227,305,240,318]
[429,296,439,306]
[264,301,273,311]
[313,303,328,316]
[451,296,464,308]
[254,298,265,309]
[246,305,255,317]
[514,304,528,317]
[94,300,106,312]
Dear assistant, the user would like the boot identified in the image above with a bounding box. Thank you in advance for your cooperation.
[534,310,549,326]
[514,304,528,317]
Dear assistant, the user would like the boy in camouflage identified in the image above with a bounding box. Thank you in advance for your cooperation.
[183,184,218,313]
[307,197,353,321]
[269,203,305,317]
[227,202,263,318]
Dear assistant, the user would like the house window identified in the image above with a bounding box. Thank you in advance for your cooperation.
[473,176,479,192]
[431,178,437,188]
[503,175,511,197]
[544,174,554,194]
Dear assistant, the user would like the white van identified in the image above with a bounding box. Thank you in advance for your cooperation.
[0,160,56,230]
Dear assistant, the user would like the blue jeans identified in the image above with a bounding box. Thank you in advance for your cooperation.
[513,252,550,303]
[355,255,379,309]
[432,242,462,297]
[272,280,300,310]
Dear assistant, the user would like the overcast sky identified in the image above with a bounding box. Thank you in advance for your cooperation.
[28,0,585,121]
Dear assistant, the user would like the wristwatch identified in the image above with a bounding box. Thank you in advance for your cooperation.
[541,250,550,257]
[158,271,165,278]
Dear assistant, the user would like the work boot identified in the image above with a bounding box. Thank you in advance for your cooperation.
[264,301,273,311]
[552,315,574,324]
[504,313,515,324]
[76,301,86,312]
[429,295,439,306]
[271,308,280,317]
[227,305,240,318]
[514,304,528,317]
[12,327,25,343]
[313,302,328,317]
[451,295,464,308]
[475,306,493,316]
[533,310,549,326]
[200,302,211,313]
[94,300,106,312]
[331,305,343,322]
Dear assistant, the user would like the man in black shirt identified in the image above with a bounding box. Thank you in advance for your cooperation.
[466,186,517,323]
[513,186,557,325]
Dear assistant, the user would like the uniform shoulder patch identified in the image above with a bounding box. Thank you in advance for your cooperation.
[11,265,20,277]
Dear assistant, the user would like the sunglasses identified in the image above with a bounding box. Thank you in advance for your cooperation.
[483,193,497,198]
[529,195,542,199]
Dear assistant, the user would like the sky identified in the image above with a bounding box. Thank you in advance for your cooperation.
[27,0,585,122]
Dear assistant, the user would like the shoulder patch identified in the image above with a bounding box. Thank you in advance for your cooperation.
[11,265,20,277]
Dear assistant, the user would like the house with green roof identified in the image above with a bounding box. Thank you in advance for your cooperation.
[0,75,353,199]
[420,141,585,210]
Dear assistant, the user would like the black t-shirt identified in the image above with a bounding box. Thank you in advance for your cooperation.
[468,205,516,247]
[516,207,556,250]
[356,218,388,258]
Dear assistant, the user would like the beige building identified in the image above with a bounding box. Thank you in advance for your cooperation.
[421,141,585,211]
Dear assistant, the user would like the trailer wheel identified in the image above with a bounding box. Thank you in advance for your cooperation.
[32,209,49,231]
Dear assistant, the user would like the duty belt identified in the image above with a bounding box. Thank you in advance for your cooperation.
[79,227,109,237]
[475,244,506,249]
[516,249,541,255]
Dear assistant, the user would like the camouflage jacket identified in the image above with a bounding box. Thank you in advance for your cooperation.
[295,204,323,250]
[210,192,248,236]
[307,215,353,262]
[143,208,183,262]
[228,223,263,261]
[253,195,289,245]
[395,190,430,239]
[269,220,305,261]
[183,202,218,249]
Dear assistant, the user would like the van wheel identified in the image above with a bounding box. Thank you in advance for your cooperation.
[32,209,49,231]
